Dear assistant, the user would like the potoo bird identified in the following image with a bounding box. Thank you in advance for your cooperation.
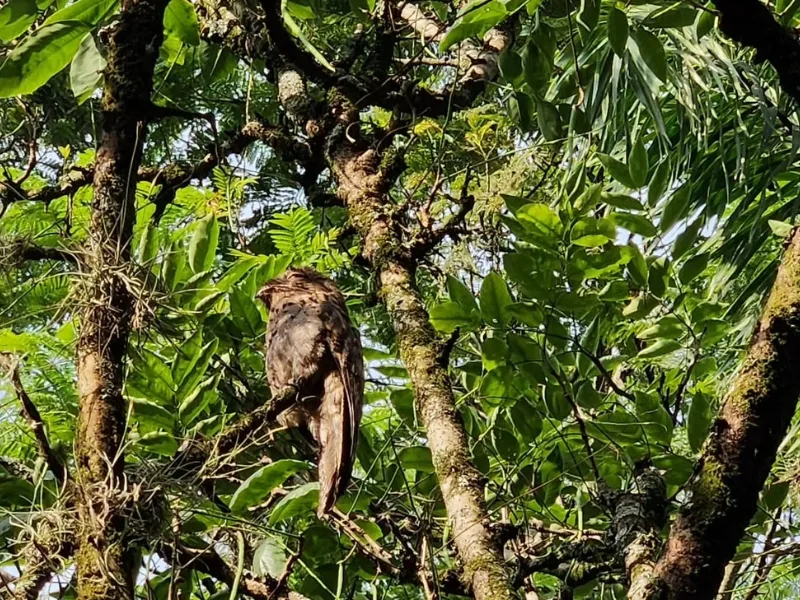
[257,268,364,517]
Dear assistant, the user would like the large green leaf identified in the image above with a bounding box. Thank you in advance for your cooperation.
[398,447,434,472]
[163,0,199,45]
[69,32,105,101]
[607,7,628,57]
[479,272,513,327]
[0,0,38,43]
[633,28,667,82]
[231,460,310,514]
[268,482,320,524]
[43,0,117,26]
[439,0,507,51]
[0,21,91,98]
[188,213,219,273]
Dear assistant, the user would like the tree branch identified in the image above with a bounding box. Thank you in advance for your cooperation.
[0,355,66,485]
[410,184,476,259]
[644,229,800,600]
[148,119,310,223]
[170,386,297,478]
[714,0,800,104]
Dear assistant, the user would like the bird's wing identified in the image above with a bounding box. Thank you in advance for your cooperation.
[324,299,365,480]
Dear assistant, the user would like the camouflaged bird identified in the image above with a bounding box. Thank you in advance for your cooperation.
[257,268,364,517]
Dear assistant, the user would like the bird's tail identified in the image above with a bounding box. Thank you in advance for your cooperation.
[316,369,357,517]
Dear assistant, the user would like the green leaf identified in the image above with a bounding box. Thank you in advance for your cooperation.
[609,213,658,237]
[175,339,218,401]
[544,386,570,420]
[696,9,716,38]
[517,203,563,238]
[0,21,91,98]
[607,7,628,57]
[188,213,219,273]
[481,336,508,370]
[769,220,794,238]
[231,460,310,514]
[687,393,713,453]
[127,348,175,406]
[178,376,217,425]
[637,316,684,340]
[602,193,644,211]
[172,330,204,386]
[479,272,513,327]
[623,294,657,319]
[230,285,263,337]
[286,0,315,19]
[268,482,319,524]
[164,0,199,45]
[537,98,563,141]
[650,455,693,486]
[0,0,38,43]
[648,160,671,206]
[574,183,603,213]
[70,32,105,101]
[439,0,507,51]
[660,186,691,232]
[629,138,649,188]
[627,244,648,287]
[138,431,179,456]
[132,398,176,430]
[43,0,117,26]
[282,0,335,71]
[599,153,636,188]
[637,339,681,359]
[633,28,667,82]
[398,446,434,472]
[570,217,616,247]
[672,217,703,259]
[522,40,552,91]
[648,256,669,297]
[430,301,480,333]
[576,381,603,408]
[499,50,523,84]
[694,356,717,379]
[762,481,790,511]
[643,3,697,28]
[577,0,599,32]
[447,275,478,311]
[253,538,287,579]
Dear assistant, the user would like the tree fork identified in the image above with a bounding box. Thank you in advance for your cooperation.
[74,0,168,598]
[330,142,515,600]
[644,230,800,599]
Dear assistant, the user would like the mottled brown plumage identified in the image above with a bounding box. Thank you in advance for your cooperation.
[257,268,364,517]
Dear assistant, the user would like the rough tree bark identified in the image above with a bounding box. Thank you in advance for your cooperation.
[330,141,515,600]
[644,230,800,600]
[73,1,167,598]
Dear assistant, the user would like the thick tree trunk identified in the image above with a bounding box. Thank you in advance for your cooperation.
[330,143,514,600]
[74,1,167,598]
[644,231,800,600]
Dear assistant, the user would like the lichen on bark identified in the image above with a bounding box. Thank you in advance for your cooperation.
[645,231,800,600]
[329,132,514,600]
[73,0,169,598]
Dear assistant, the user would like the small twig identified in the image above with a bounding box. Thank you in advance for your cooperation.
[328,508,398,574]
[269,540,303,599]
[573,341,635,402]
[671,353,698,423]
[410,169,477,258]
[438,327,460,367]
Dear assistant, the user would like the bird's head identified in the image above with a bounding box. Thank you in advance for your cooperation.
[256,267,333,308]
